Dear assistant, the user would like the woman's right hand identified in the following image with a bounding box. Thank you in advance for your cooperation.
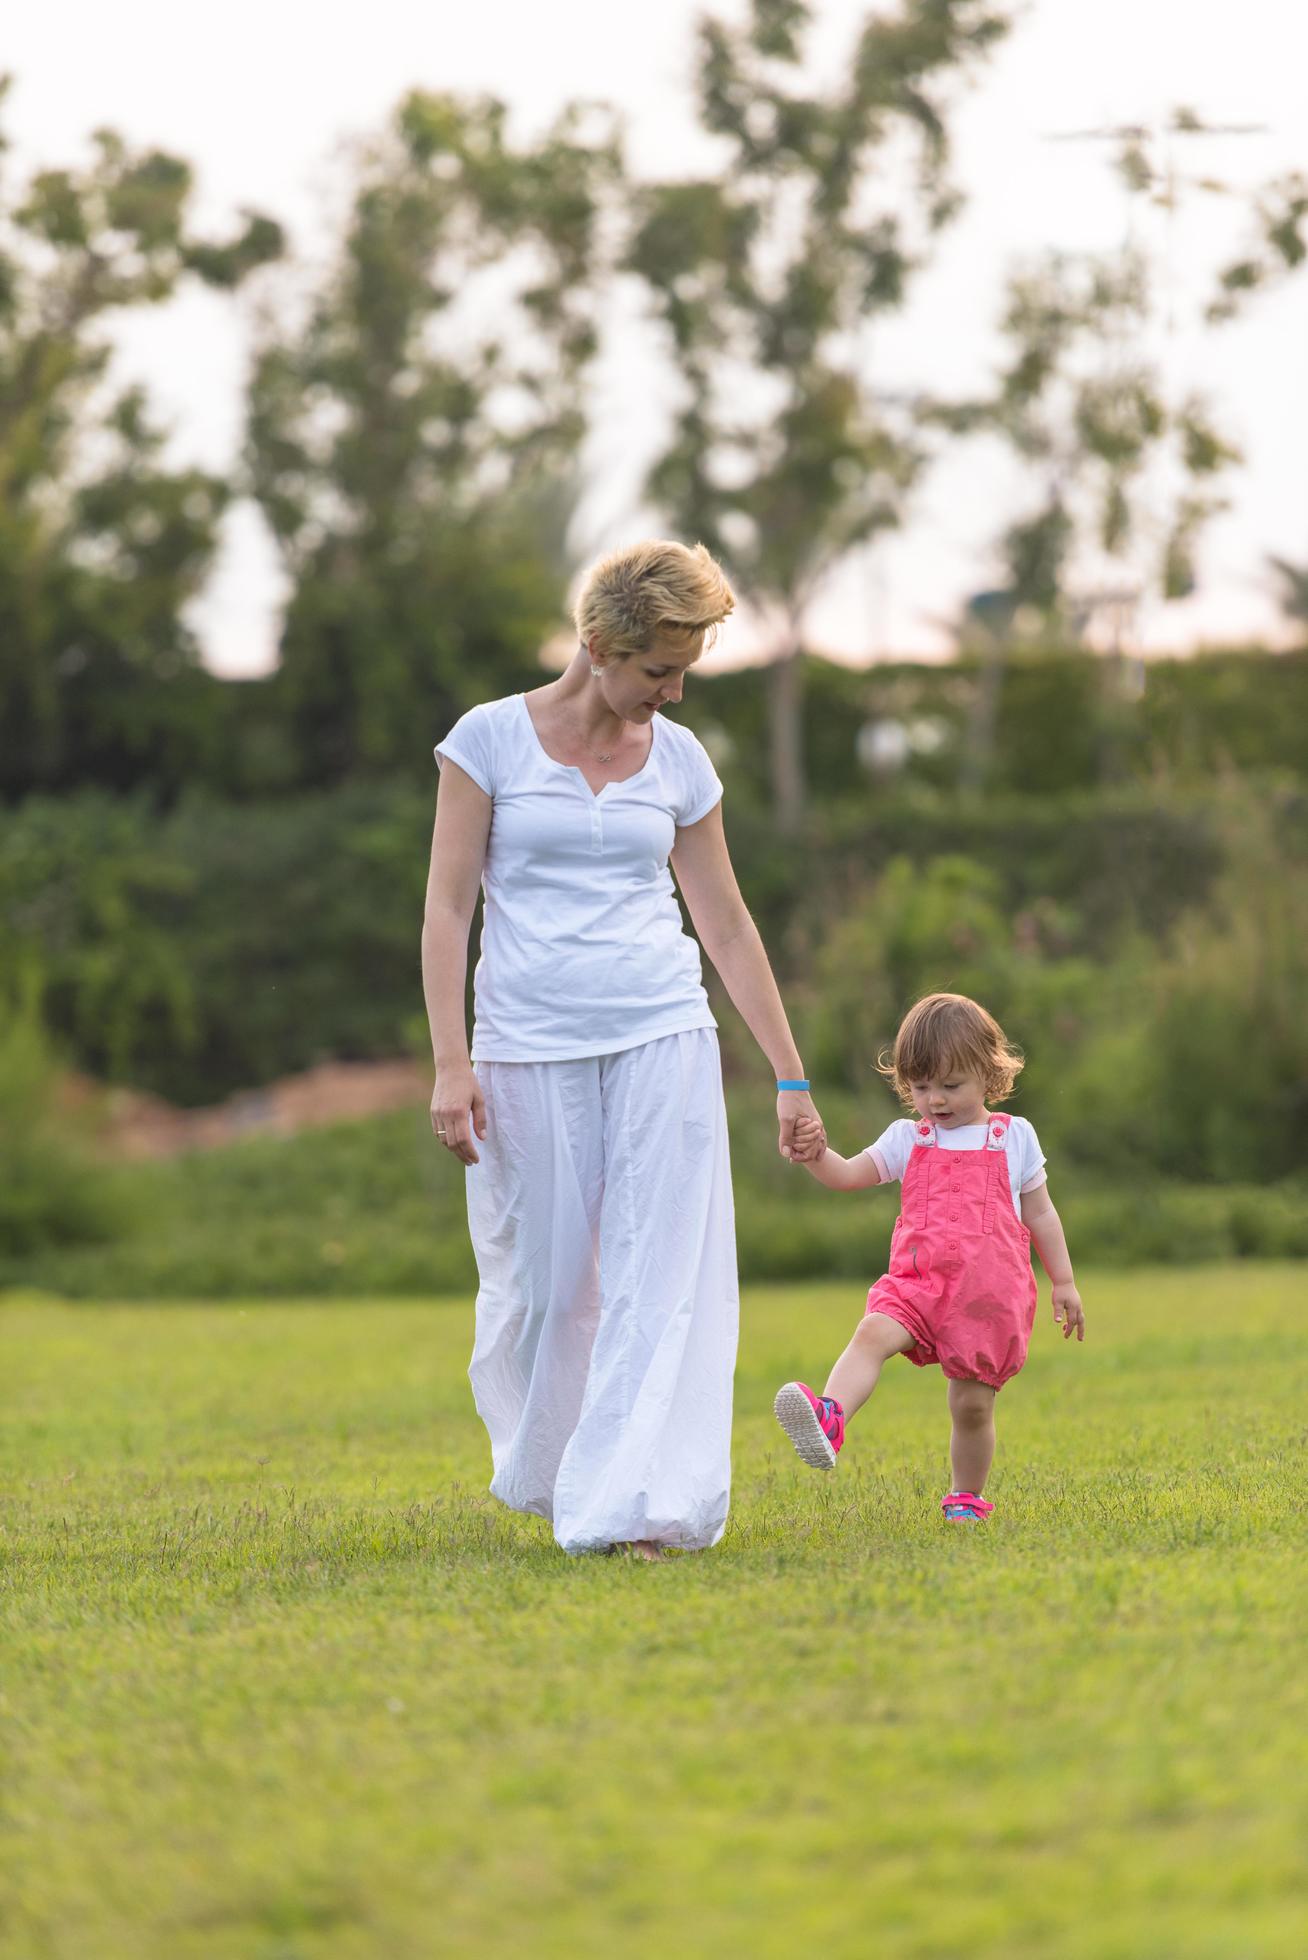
[431,1065,487,1166]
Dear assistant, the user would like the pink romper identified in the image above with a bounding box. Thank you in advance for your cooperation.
[866,1111,1038,1390]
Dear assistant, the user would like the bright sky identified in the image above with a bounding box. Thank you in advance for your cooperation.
[6,1,1307,673]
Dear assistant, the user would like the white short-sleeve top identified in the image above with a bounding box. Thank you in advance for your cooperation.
[434,693,724,1063]
[865,1116,1047,1219]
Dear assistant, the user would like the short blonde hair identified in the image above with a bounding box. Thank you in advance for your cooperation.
[878,993,1025,1108]
[574,539,735,659]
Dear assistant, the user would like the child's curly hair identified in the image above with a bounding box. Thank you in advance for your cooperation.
[878,993,1024,1109]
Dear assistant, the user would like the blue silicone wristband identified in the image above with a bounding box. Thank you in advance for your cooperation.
[776,1078,810,1092]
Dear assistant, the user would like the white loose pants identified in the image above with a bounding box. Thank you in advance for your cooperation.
[463,1030,738,1553]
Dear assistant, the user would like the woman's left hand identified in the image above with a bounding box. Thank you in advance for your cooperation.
[777,1090,824,1162]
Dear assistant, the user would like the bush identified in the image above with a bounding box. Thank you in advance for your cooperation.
[0,1107,473,1299]
[0,986,133,1256]
[1061,794,1308,1183]
[3,1082,1303,1301]
[2,753,1305,1187]
[0,795,198,1083]
[799,854,1017,1093]
[0,787,434,1103]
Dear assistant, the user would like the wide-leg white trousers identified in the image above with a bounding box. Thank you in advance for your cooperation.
[463,1029,738,1554]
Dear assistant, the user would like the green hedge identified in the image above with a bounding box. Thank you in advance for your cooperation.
[3,1097,1304,1301]
[0,988,136,1255]
[8,774,1301,1108]
[0,786,434,1103]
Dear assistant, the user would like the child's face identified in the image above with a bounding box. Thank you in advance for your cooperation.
[907,1066,988,1129]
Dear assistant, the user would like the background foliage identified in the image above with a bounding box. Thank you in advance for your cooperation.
[3,647,1306,1295]
[1,6,1306,1290]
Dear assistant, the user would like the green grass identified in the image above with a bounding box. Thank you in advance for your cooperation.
[3,1267,1307,1958]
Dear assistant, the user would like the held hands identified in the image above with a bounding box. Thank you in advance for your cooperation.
[1052,1282,1085,1342]
[781,1104,827,1165]
[431,1066,487,1166]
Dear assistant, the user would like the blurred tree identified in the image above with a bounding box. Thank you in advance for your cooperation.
[944,115,1308,789]
[1208,170,1308,322]
[627,0,1010,834]
[949,249,1241,638]
[929,111,1308,784]
[940,248,1240,788]
[246,92,621,783]
[0,76,283,799]
[1208,162,1308,648]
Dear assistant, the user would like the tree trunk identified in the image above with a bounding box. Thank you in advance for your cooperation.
[768,632,805,836]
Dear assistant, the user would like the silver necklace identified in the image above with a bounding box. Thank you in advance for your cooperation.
[547,678,625,765]
[571,711,624,765]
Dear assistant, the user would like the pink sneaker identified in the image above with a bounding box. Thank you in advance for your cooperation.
[774,1381,845,1470]
[941,1491,994,1521]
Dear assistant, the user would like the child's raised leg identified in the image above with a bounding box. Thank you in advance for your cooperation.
[946,1377,996,1496]
[825,1312,915,1421]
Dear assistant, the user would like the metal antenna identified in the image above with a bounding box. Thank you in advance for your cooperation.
[1045,108,1269,329]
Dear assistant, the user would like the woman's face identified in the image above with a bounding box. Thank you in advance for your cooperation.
[592,638,700,723]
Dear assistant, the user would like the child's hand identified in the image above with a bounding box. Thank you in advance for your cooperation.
[790,1115,827,1164]
[1052,1283,1085,1342]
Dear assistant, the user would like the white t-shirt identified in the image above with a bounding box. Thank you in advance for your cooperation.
[866,1117,1047,1219]
[435,693,724,1063]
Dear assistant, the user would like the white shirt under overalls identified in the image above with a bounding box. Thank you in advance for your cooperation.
[867,1116,1048,1219]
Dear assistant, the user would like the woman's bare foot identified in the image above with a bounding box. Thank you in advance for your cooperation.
[608,1540,666,1562]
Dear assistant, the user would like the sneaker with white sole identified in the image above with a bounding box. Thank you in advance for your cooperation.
[774,1381,845,1470]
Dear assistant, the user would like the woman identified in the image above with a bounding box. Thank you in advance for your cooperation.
[422,539,823,1560]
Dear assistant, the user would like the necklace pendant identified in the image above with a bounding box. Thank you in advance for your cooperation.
[596,750,614,763]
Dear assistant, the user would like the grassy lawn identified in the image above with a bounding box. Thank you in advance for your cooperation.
[3,1266,1306,1958]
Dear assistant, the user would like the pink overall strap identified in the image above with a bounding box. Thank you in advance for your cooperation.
[982,1111,1011,1234]
[911,1118,937,1148]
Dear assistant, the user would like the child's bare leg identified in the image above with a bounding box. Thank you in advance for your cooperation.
[947,1378,997,1492]
[825,1313,915,1422]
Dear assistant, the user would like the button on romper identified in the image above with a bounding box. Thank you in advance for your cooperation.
[866,1112,1038,1390]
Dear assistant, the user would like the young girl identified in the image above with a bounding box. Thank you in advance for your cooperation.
[774,992,1084,1521]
